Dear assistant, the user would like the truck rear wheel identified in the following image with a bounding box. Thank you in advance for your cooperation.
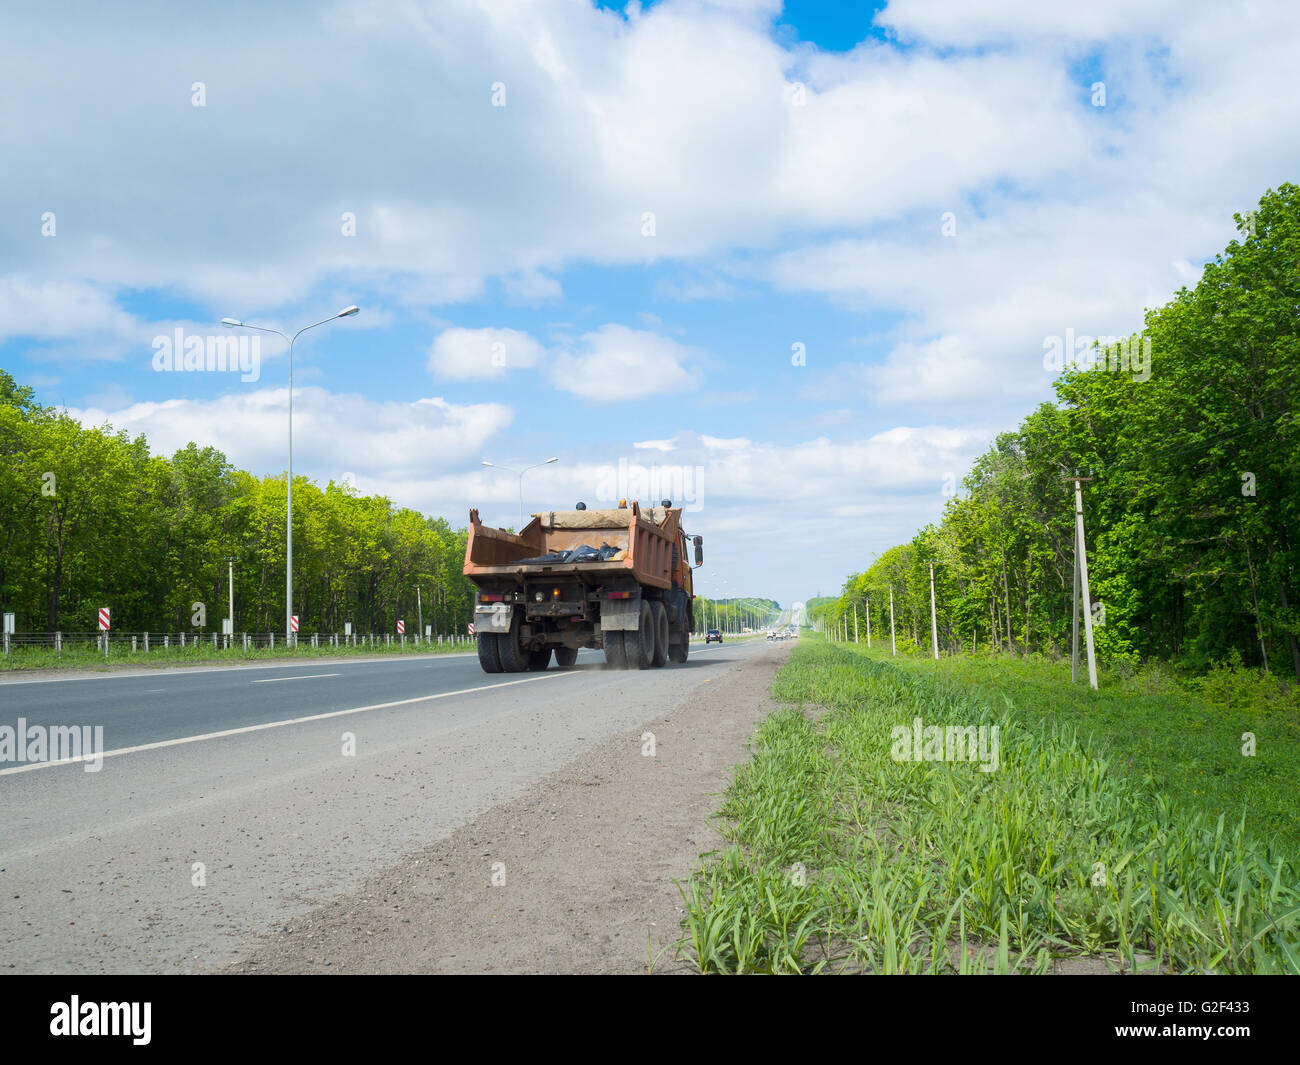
[477,631,503,673]
[623,600,654,669]
[650,601,669,667]
[603,631,628,670]
[668,625,689,664]
[527,647,552,671]
[496,611,527,673]
[554,646,579,669]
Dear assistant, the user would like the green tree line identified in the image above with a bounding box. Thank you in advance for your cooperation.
[0,372,478,635]
[692,596,781,633]
[813,184,1300,678]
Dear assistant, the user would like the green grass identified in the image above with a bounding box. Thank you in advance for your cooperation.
[879,645,1300,854]
[676,638,1300,974]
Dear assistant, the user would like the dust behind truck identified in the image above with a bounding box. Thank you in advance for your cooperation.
[464,499,703,672]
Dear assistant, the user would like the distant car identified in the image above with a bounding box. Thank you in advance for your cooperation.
[706,629,723,643]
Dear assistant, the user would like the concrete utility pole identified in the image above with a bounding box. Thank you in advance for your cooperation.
[853,604,859,643]
[865,597,871,648]
[417,586,423,638]
[1065,471,1099,690]
[889,587,896,656]
[228,557,234,639]
[929,562,939,660]
[1071,541,1080,684]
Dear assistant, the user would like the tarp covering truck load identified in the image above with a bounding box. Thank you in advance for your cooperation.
[464,499,703,672]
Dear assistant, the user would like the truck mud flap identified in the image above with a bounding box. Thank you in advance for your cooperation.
[600,596,641,631]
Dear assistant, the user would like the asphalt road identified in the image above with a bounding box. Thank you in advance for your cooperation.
[0,639,764,973]
[0,648,613,759]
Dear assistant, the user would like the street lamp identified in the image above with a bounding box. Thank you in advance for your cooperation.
[221,306,359,641]
[482,457,558,528]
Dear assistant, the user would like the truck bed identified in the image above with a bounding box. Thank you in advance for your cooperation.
[464,505,676,590]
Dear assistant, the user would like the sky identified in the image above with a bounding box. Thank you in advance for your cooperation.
[2,0,1298,608]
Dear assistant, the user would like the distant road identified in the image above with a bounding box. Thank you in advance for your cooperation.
[0,640,758,973]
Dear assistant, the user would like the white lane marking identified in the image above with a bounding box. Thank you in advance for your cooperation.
[0,670,574,776]
[252,672,341,684]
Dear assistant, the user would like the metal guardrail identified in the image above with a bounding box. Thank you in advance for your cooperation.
[0,631,477,656]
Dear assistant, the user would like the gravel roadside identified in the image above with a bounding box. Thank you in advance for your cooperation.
[223,641,793,974]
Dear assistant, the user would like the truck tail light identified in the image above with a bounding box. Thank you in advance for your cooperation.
[479,594,503,602]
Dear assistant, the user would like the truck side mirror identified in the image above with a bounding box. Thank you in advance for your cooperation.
[694,544,703,567]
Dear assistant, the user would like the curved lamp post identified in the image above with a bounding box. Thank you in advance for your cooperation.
[482,457,558,528]
[220,306,359,641]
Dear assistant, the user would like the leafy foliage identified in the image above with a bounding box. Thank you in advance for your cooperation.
[813,184,1300,678]
[0,367,476,634]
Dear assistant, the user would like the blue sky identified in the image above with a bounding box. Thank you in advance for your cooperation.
[2,0,1297,606]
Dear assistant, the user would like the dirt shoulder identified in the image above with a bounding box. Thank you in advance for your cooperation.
[222,641,792,974]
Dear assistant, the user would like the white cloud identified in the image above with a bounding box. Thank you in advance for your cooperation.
[69,388,513,482]
[880,0,1184,43]
[0,0,1149,310]
[0,278,140,349]
[501,270,562,305]
[548,325,699,401]
[493,425,994,603]
[428,327,544,380]
[775,189,1230,410]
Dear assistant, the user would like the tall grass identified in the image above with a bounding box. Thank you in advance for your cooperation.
[678,641,1300,974]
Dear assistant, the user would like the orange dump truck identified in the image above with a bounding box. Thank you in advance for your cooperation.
[464,500,703,672]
